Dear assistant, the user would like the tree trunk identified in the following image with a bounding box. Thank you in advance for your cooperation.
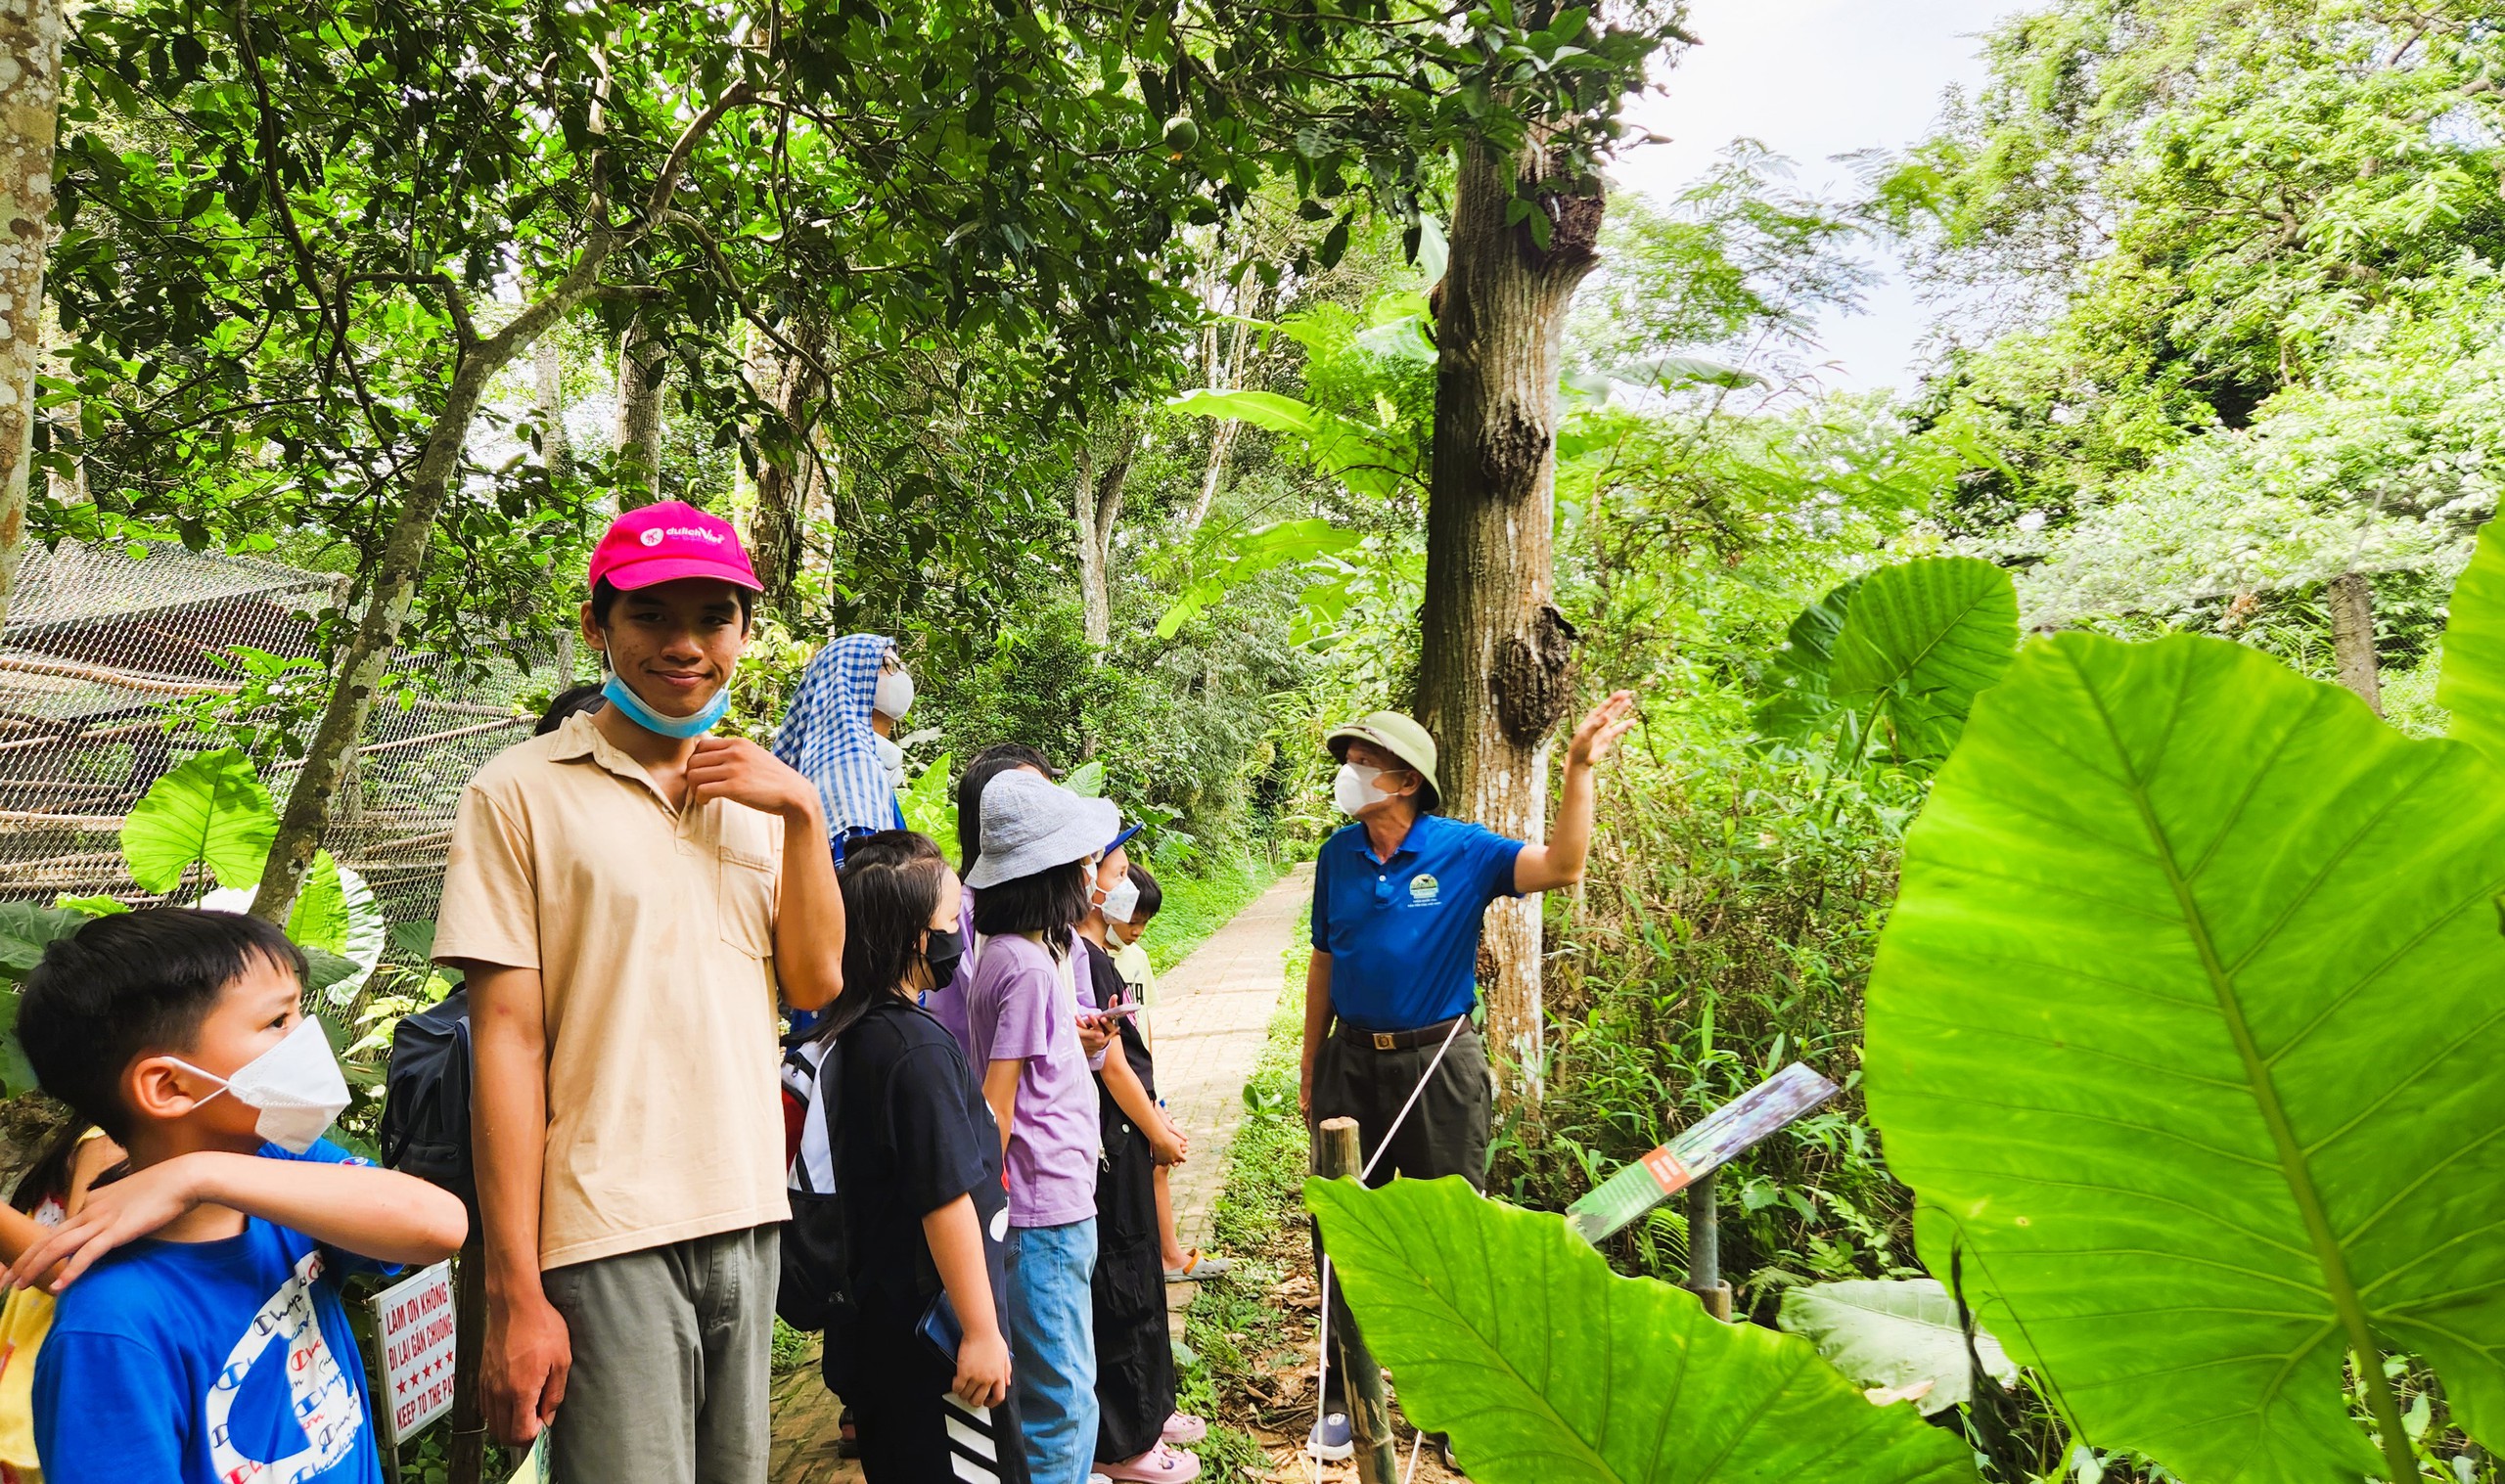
[613,310,665,508]
[1414,138,1603,1103]
[533,334,570,483]
[1072,427,1133,648]
[748,321,825,611]
[2328,569,2380,715]
[0,0,66,633]
[248,85,752,922]
[1183,314,1256,531]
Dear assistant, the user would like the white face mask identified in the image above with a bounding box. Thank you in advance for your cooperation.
[169,1016,351,1154]
[1102,875,1142,925]
[1333,762,1388,818]
[873,668,915,721]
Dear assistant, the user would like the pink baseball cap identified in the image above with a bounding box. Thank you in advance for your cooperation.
[587,501,763,594]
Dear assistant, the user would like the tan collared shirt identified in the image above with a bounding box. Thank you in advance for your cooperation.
[433,710,790,1270]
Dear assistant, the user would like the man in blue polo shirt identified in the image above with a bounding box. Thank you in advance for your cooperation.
[1298,695,1633,1466]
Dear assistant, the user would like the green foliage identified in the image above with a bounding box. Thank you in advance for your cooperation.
[2437,520,2505,767]
[119,748,278,893]
[1828,558,2019,761]
[1750,558,2018,763]
[899,753,958,851]
[286,852,349,957]
[1155,517,1364,641]
[1495,724,1916,1301]
[1776,1279,2016,1417]
[0,906,92,1098]
[1168,390,1416,504]
[1750,577,1859,743]
[1868,632,2505,1483]
[1307,1177,1980,1484]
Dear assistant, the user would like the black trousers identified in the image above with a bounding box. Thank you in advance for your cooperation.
[1308,1020,1491,1408]
[1092,1027,1177,1462]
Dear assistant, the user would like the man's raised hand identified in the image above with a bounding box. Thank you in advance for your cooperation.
[1567,690,1639,769]
[686,736,818,821]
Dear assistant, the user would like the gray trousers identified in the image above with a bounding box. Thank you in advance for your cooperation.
[542,1225,780,1484]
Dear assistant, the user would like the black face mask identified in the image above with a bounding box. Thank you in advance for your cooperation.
[922,927,965,990]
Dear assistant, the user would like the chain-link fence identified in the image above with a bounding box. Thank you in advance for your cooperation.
[0,539,550,940]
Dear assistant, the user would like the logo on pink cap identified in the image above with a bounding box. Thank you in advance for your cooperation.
[588,501,762,594]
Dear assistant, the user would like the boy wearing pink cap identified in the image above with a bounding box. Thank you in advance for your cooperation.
[434,502,847,1483]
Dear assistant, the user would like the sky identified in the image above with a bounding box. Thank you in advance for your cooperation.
[1613,0,2028,392]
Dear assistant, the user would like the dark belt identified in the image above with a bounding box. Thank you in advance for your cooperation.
[1337,1015,1466,1052]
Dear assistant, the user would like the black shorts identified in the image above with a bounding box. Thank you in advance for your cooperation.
[841,1315,1031,1484]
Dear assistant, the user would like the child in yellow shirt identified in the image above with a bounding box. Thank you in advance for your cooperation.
[0,1124,124,1483]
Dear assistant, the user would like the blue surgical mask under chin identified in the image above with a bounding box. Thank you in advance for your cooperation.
[600,672,730,740]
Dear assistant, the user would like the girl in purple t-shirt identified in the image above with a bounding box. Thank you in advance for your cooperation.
[963,769,1118,1484]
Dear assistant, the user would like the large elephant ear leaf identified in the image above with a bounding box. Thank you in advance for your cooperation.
[1306,1177,1978,1484]
[1829,557,2017,760]
[1752,576,1860,743]
[2438,518,2505,766]
[1777,1279,2015,1416]
[1866,631,2505,1484]
[119,749,276,893]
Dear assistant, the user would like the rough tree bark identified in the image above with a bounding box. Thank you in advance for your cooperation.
[2327,569,2380,715]
[0,0,66,633]
[1073,425,1135,648]
[250,86,753,922]
[613,309,666,508]
[1414,138,1603,1102]
[748,319,826,611]
[532,333,571,484]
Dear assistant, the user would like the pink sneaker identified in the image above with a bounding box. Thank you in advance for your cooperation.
[1161,1411,1208,1446]
[1098,1441,1202,1482]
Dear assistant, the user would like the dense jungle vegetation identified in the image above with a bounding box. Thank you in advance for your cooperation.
[8,0,2505,1478]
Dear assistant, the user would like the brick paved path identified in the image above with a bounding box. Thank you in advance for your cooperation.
[768,866,1314,1483]
[1151,864,1311,1253]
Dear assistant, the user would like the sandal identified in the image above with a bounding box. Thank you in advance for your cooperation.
[838,1405,860,1459]
[1161,1249,1235,1281]
[1161,1410,1208,1446]
[1098,1441,1202,1481]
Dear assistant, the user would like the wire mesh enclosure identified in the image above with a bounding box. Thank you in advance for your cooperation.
[0,540,548,937]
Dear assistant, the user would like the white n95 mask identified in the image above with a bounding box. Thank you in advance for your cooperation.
[1333,762,1385,819]
[1102,875,1142,925]
[874,668,916,721]
[170,1016,351,1154]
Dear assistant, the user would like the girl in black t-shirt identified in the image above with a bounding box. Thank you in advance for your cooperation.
[816,831,1028,1484]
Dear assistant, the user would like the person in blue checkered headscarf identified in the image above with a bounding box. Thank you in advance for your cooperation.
[772,633,913,865]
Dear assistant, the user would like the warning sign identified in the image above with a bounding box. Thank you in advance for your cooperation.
[372,1261,458,1445]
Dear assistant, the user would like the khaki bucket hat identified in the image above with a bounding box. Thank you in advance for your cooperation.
[1326,711,1442,799]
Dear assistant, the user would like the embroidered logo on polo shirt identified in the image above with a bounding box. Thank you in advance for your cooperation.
[1408,872,1439,905]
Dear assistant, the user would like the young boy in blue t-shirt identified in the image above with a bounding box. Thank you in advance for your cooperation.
[11,909,468,1484]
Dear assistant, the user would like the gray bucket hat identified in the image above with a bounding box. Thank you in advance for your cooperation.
[964,769,1122,889]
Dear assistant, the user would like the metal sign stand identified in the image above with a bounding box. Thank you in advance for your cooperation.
[1566,1061,1842,1318]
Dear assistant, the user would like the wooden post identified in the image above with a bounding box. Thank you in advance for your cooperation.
[1315,1117,1400,1484]
[447,1237,490,1484]
[1681,1173,1734,1321]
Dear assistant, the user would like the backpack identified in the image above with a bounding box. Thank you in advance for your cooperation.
[775,1033,856,1336]
[379,986,476,1211]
